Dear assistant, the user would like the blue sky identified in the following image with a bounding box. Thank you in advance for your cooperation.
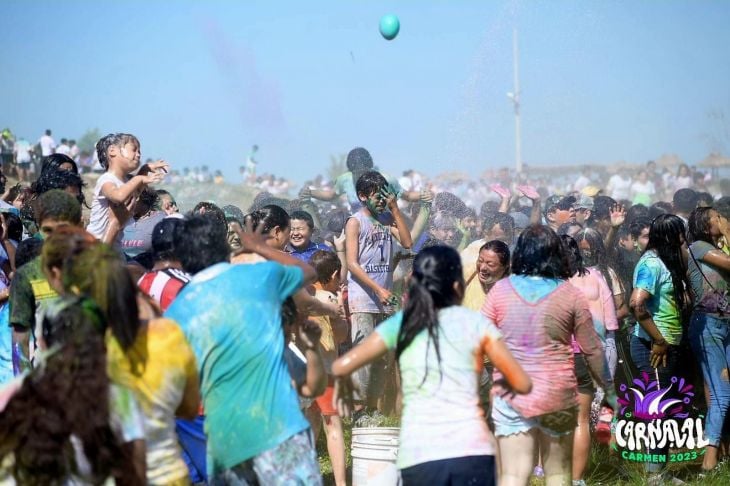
[2,1,729,182]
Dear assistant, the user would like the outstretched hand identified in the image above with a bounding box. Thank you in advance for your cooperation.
[139,160,170,176]
[516,185,540,201]
[235,219,269,253]
[490,183,511,200]
[610,204,626,228]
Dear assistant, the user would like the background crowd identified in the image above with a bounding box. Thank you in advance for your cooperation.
[0,127,729,485]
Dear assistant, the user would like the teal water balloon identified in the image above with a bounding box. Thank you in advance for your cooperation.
[379,14,400,41]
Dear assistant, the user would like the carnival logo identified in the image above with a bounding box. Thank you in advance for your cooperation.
[613,373,708,463]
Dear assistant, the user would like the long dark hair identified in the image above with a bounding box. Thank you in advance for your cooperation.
[561,235,587,277]
[646,214,691,315]
[575,227,617,294]
[0,298,125,483]
[512,225,571,279]
[396,246,463,384]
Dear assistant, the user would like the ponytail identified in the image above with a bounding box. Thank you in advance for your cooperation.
[395,246,462,386]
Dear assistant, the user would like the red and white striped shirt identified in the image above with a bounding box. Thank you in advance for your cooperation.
[137,268,191,312]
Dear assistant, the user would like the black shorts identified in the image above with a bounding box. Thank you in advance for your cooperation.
[400,455,496,486]
[574,352,595,395]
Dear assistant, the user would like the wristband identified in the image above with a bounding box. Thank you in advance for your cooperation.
[653,338,667,347]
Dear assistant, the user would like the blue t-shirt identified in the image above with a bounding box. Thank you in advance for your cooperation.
[287,241,332,263]
[165,261,307,474]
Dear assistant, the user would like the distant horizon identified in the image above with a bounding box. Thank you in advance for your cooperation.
[3,1,729,183]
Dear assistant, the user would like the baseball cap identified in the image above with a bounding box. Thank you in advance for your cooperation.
[575,194,594,211]
[581,185,601,197]
[543,195,576,216]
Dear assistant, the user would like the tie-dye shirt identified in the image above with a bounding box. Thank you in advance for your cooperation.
[632,250,683,345]
[106,318,198,485]
[376,306,501,469]
[165,261,308,475]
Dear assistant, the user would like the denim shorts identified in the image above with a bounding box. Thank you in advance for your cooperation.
[491,396,574,438]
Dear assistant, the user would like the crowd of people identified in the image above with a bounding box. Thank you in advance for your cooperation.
[0,131,728,486]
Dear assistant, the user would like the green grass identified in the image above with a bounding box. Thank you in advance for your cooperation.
[317,422,730,485]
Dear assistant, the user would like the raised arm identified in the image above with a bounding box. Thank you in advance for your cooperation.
[384,186,412,249]
[236,224,317,286]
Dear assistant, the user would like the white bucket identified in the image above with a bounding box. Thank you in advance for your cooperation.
[351,427,401,486]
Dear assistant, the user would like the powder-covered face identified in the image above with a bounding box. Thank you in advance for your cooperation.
[477,249,507,287]
[289,219,313,249]
[118,140,141,172]
[360,189,387,215]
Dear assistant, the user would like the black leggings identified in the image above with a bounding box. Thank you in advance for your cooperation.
[400,455,496,486]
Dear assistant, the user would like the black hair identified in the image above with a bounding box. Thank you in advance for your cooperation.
[512,225,571,279]
[39,153,79,175]
[629,217,652,240]
[346,147,374,172]
[95,133,139,170]
[687,206,715,245]
[34,169,87,207]
[137,187,159,211]
[4,212,22,242]
[589,196,618,224]
[646,214,691,315]
[324,208,348,234]
[482,212,515,241]
[715,198,730,219]
[479,240,511,270]
[480,201,500,219]
[561,235,587,277]
[355,170,388,198]
[556,221,584,236]
[175,214,230,274]
[36,189,82,225]
[192,202,227,234]
[222,205,245,225]
[672,188,698,213]
[281,296,298,329]
[433,192,468,218]
[290,210,315,230]
[396,246,463,385]
[647,202,668,220]
[310,250,341,284]
[15,238,43,269]
[696,192,714,208]
[627,204,650,224]
[575,227,616,293]
[246,204,290,234]
[152,218,184,262]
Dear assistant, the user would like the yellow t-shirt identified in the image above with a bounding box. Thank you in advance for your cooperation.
[107,318,197,485]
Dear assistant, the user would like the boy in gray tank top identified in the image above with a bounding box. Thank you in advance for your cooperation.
[345,170,413,413]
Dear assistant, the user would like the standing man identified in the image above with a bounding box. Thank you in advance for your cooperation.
[38,129,56,157]
[0,129,15,178]
[165,215,322,483]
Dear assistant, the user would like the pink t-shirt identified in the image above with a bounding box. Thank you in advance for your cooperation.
[482,278,605,418]
[569,268,619,353]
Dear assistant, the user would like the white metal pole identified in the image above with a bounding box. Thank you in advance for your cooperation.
[513,29,522,174]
